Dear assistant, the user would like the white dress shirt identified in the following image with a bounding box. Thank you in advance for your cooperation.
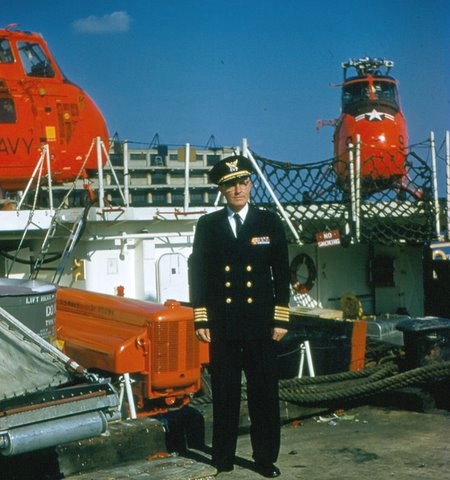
[227,204,249,237]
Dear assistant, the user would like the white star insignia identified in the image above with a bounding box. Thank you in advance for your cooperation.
[366,109,384,121]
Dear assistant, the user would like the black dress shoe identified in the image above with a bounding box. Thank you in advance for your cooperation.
[254,462,281,478]
[214,463,234,473]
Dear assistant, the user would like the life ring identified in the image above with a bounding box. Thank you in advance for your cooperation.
[290,253,317,294]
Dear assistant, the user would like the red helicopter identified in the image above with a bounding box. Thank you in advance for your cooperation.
[325,57,409,195]
[0,25,109,193]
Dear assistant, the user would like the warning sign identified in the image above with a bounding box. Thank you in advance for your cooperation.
[316,229,341,248]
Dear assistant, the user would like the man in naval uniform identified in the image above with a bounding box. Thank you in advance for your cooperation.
[190,155,290,478]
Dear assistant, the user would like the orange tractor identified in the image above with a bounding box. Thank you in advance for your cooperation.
[56,287,209,418]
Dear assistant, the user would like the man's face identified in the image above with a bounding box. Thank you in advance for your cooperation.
[219,177,252,212]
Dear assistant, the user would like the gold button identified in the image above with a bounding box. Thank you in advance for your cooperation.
[225,282,231,288]
[225,265,231,272]
[246,265,252,272]
[247,297,253,304]
[226,298,232,304]
[246,281,252,288]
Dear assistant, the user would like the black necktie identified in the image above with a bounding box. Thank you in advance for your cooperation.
[234,213,243,237]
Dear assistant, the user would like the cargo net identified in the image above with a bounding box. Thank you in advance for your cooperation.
[250,144,436,246]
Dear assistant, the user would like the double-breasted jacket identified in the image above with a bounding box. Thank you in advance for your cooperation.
[190,204,290,340]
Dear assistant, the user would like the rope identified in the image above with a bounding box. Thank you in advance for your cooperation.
[191,361,450,406]
[278,361,450,405]
[276,364,398,396]
[279,363,390,385]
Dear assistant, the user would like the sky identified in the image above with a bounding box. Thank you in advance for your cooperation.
[2,1,449,167]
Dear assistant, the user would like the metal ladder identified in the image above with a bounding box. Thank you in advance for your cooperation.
[29,206,89,284]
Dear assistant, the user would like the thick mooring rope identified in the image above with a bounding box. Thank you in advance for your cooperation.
[277,361,450,404]
[192,361,450,406]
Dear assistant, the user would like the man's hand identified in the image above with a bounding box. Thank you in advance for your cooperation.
[195,328,211,343]
[272,327,287,342]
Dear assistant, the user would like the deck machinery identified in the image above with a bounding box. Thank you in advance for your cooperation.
[56,287,209,418]
[0,280,119,456]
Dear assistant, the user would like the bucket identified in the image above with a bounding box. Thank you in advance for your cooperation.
[0,279,56,341]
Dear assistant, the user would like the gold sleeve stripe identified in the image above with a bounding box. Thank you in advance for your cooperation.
[194,307,208,323]
[274,305,290,322]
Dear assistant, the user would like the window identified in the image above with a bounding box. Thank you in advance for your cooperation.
[342,79,400,115]
[0,39,13,63]
[150,153,166,166]
[207,154,221,166]
[18,41,55,77]
[373,80,399,107]
[342,81,370,109]
[0,81,16,123]
[130,153,147,160]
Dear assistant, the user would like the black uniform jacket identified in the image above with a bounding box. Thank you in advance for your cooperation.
[190,205,290,340]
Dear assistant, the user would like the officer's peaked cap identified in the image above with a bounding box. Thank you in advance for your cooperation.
[209,155,254,185]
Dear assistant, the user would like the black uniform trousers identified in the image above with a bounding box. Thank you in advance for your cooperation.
[209,335,280,467]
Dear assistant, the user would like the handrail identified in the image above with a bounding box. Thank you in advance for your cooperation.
[242,138,301,244]
[446,131,450,241]
[430,131,441,239]
[17,145,47,210]
[355,135,361,242]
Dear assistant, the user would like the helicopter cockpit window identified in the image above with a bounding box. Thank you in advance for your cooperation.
[342,82,370,109]
[0,39,14,63]
[343,79,399,113]
[18,41,55,78]
[373,81,399,106]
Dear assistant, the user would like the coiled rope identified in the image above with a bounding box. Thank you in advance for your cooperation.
[277,361,450,404]
[192,361,450,406]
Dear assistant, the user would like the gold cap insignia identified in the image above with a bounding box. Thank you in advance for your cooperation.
[225,159,239,173]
